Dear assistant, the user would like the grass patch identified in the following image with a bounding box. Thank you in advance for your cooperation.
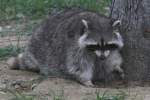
[11,93,35,100]
[0,45,23,59]
[0,88,35,100]
[2,88,66,100]
[50,89,65,100]
[0,19,42,37]
[0,0,111,37]
[1,88,129,100]
[96,91,126,100]
[0,0,111,21]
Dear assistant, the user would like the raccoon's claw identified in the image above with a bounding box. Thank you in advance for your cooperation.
[82,81,94,87]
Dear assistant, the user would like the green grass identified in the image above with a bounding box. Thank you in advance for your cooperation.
[0,87,129,100]
[11,90,126,100]
[0,0,111,21]
[11,92,65,100]
[0,0,111,37]
[0,88,35,100]
[0,19,42,37]
[11,93,35,100]
[5,89,65,100]
[0,45,23,59]
[96,91,126,100]
[51,89,65,100]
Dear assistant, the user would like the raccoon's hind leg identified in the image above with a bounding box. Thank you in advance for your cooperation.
[67,49,95,87]
[7,52,40,72]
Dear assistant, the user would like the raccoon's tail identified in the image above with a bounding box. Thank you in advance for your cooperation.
[7,53,40,72]
[7,53,24,70]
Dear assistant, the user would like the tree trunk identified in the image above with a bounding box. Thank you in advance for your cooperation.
[110,0,150,81]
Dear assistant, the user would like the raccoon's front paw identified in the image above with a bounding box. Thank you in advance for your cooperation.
[114,66,125,80]
[82,81,94,87]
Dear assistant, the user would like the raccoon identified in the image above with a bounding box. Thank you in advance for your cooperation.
[7,9,124,87]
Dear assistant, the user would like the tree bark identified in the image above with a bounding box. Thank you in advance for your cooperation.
[110,0,150,81]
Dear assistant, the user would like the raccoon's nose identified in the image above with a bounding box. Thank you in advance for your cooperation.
[100,55,106,60]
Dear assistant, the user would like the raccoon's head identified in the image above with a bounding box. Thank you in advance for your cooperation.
[78,19,124,60]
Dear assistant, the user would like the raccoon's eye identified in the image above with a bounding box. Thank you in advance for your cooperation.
[105,44,119,50]
[86,44,100,51]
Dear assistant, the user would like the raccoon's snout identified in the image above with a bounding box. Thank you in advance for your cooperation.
[95,50,110,60]
[95,50,106,60]
[99,55,106,60]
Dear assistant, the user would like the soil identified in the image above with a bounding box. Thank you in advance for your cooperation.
[0,36,150,100]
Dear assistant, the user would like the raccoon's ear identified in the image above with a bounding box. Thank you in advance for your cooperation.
[112,20,121,27]
[111,20,121,31]
[82,19,89,30]
[80,19,89,36]
[82,19,88,28]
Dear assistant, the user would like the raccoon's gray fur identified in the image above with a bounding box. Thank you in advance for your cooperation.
[7,9,124,87]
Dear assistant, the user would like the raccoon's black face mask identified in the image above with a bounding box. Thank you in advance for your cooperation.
[86,39,120,60]
[86,39,119,51]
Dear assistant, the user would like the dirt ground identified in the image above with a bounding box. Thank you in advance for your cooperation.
[0,37,150,100]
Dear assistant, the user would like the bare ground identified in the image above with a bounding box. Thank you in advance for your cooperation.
[0,36,150,100]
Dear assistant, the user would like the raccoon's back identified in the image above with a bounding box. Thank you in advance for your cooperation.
[27,10,84,69]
